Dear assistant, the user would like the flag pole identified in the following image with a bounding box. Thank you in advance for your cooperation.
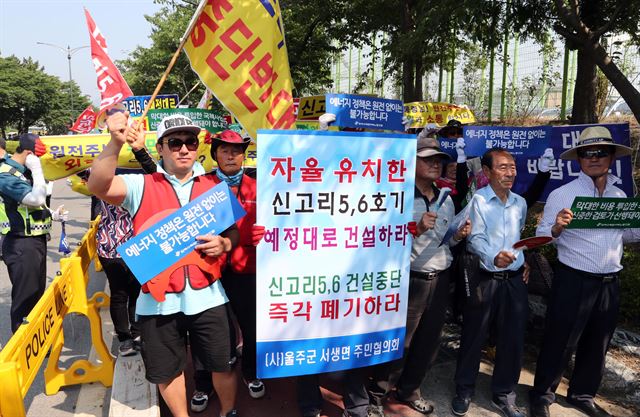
[139,0,208,122]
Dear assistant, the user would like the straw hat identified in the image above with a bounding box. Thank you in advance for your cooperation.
[560,126,632,160]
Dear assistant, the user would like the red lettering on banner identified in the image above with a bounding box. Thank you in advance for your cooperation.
[235,81,259,113]
[231,38,262,69]
[220,19,253,54]
[250,53,275,88]
[191,11,220,48]
[205,45,230,80]
[267,90,296,129]
[211,0,233,20]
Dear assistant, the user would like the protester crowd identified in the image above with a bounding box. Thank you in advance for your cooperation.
[1,110,638,417]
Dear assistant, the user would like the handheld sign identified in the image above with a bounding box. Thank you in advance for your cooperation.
[512,236,553,251]
[567,196,640,229]
[117,182,246,301]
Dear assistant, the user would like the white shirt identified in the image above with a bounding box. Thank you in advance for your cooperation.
[410,187,456,272]
[537,171,640,274]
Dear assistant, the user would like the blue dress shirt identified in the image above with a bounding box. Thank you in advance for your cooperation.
[468,184,527,272]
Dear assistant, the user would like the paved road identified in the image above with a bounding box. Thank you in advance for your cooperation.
[0,181,634,417]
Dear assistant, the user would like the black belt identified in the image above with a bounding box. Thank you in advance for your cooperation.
[479,266,524,281]
[559,263,618,283]
[410,270,440,280]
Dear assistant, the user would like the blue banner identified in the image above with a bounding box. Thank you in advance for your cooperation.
[117,182,246,285]
[458,125,551,158]
[326,94,404,131]
[256,129,415,378]
[121,94,179,118]
[512,123,633,201]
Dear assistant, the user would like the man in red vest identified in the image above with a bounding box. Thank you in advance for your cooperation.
[88,112,240,417]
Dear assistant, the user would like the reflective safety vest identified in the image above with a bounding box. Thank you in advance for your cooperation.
[0,163,52,237]
[0,196,9,234]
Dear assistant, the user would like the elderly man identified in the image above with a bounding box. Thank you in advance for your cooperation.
[451,147,528,417]
[368,134,470,416]
[88,112,240,417]
[529,126,640,417]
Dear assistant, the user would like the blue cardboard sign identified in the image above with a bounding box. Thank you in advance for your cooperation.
[326,94,404,131]
[512,123,633,201]
[121,94,179,118]
[458,125,551,158]
[117,182,246,284]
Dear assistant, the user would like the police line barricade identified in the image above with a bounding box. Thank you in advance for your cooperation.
[0,218,114,417]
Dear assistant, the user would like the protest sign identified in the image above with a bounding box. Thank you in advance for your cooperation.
[460,125,551,158]
[326,94,404,131]
[122,94,179,118]
[512,123,633,201]
[297,95,326,120]
[38,133,257,181]
[256,129,415,378]
[147,108,227,134]
[403,101,476,128]
[117,182,246,285]
[567,197,640,229]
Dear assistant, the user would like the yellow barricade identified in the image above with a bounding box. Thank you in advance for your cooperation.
[0,219,114,417]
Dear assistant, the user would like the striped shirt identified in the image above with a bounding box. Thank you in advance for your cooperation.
[537,171,640,274]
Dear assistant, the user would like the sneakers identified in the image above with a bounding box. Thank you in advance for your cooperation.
[225,410,239,417]
[367,404,385,417]
[190,390,210,413]
[133,336,142,351]
[247,379,265,399]
[391,394,434,414]
[451,395,471,416]
[491,401,525,417]
[118,339,137,357]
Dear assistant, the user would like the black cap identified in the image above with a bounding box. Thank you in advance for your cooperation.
[18,133,39,152]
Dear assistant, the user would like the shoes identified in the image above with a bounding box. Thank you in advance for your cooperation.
[529,401,550,417]
[248,379,265,399]
[225,410,239,417]
[301,412,320,417]
[566,396,611,417]
[133,336,141,351]
[451,396,471,416]
[491,401,525,417]
[367,404,385,417]
[389,394,434,414]
[190,390,210,413]
[118,339,137,357]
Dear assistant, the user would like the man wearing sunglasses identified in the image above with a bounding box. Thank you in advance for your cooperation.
[530,126,640,417]
[88,113,241,417]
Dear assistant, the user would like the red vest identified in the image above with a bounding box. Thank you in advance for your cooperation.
[133,172,222,294]
[213,174,257,274]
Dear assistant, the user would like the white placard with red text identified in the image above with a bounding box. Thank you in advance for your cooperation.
[256,129,416,378]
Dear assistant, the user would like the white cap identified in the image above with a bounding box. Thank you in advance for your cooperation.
[156,114,201,140]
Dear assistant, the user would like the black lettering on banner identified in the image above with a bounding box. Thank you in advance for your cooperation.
[25,306,56,370]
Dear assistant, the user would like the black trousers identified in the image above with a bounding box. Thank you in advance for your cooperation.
[3,234,47,332]
[98,256,141,342]
[530,263,620,406]
[297,369,369,417]
[454,271,528,406]
[369,269,450,404]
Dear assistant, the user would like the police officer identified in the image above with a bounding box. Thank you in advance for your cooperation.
[0,134,51,332]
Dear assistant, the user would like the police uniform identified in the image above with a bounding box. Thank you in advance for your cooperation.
[0,159,51,332]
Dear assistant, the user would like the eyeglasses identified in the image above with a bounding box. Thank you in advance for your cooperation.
[161,136,199,152]
[577,148,611,159]
[418,156,443,166]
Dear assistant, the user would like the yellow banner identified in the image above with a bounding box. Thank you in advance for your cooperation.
[39,133,256,181]
[183,0,296,140]
[403,102,476,128]
[297,95,325,120]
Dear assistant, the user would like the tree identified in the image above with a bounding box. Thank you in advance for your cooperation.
[0,56,61,137]
[511,0,640,124]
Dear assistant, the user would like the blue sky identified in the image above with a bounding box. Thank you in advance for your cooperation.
[0,0,164,107]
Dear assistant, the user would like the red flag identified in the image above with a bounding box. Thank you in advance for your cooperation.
[84,8,133,111]
[71,105,97,134]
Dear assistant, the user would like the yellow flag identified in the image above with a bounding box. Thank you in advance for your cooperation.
[183,0,296,140]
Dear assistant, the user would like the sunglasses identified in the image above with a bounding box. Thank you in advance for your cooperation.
[577,148,611,159]
[161,136,199,152]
